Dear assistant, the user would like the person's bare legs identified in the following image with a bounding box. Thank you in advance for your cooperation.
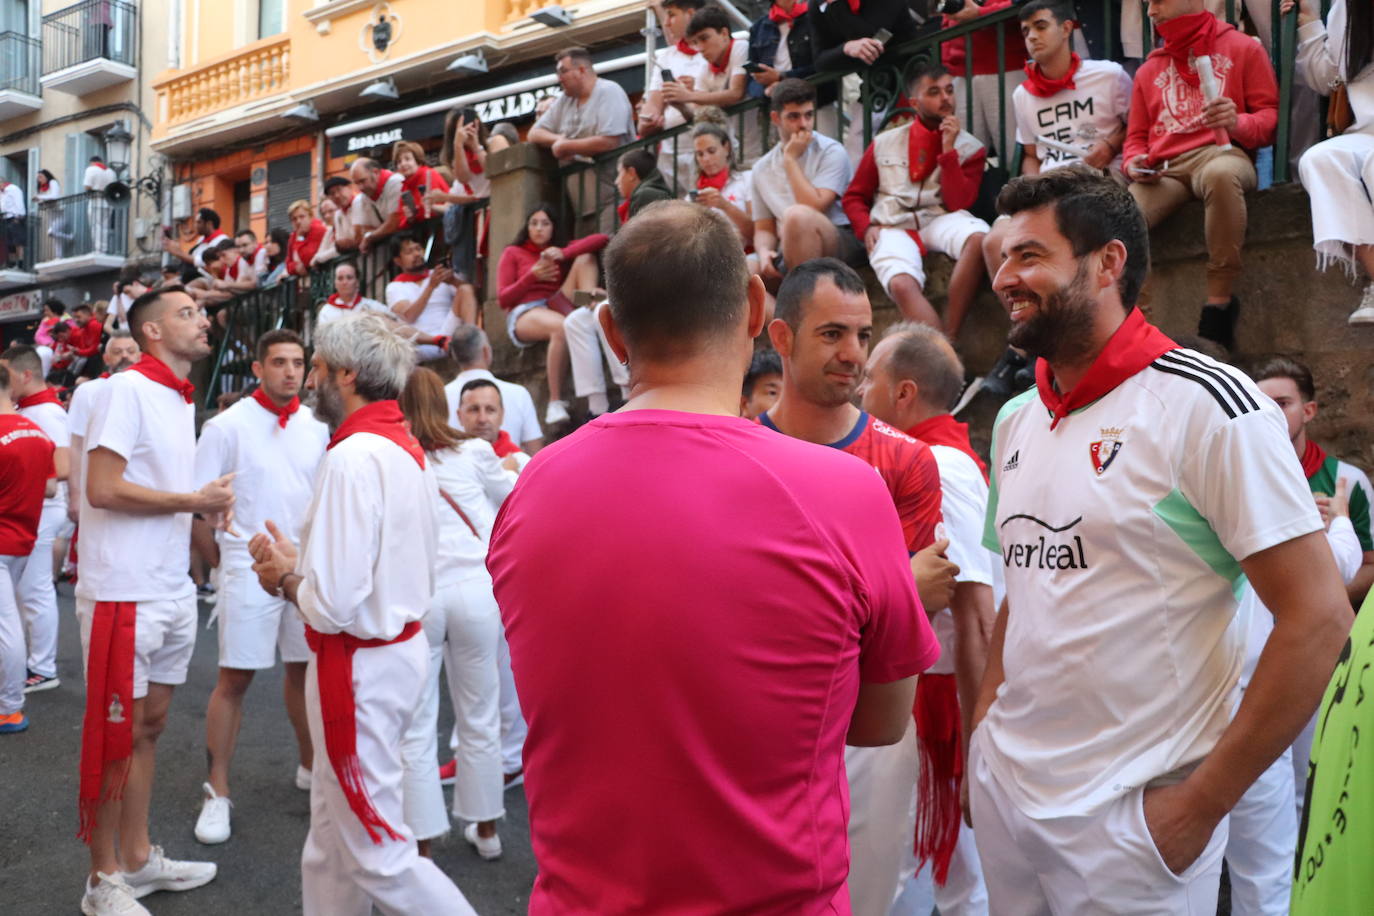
[560,252,600,297]
[93,683,174,880]
[888,274,941,328]
[945,233,988,339]
[453,284,479,326]
[1353,244,1374,278]
[779,205,841,267]
[283,661,311,770]
[514,308,569,404]
[204,668,254,796]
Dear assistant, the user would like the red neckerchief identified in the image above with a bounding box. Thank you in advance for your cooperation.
[128,353,195,404]
[849,0,861,14]
[204,230,227,247]
[327,293,361,309]
[709,39,735,74]
[393,270,430,284]
[697,169,730,191]
[252,387,300,429]
[908,118,943,183]
[364,168,395,201]
[1022,53,1082,98]
[908,413,989,482]
[1301,439,1328,479]
[769,0,808,24]
[617,199,631,223]
[99,372,110,379]
[92,162,108,170]
[327,399,425,469]
[304,619,422,844]
[77,601,136,843]
[464,148,485,175]
[401,166,442,196]
[17,387,62,410]
[1154,12,1225,87]
[492,430,521,458]
[676,38,698,56]
[1035,308,1177,430]
[519,240,546,256]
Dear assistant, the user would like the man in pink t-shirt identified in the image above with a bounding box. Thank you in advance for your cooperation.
[488,202,938,915]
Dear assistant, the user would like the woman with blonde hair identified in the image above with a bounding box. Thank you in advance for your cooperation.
[397,367,511,862]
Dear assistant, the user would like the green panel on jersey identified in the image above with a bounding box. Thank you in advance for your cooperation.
[1309,457,1374,552]
[1153,488,1246,596]
[982,388,1039,552]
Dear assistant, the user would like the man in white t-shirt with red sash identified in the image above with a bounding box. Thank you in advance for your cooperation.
[76,287,236,916]
[971,166,1351,913]
[248,313,474,915]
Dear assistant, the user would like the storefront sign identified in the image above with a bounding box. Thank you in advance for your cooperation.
[0,290,40,322]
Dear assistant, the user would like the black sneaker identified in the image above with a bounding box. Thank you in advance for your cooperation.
[23,671,60,693]
[1198,297,1240,351]
[981,347,1030,398]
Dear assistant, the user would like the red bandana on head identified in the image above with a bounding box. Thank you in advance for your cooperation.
[1154,11,1225,87]
[129,354,195,404]
[17,387,62,410]
[252,387,300,429]
[676,38,698,56]
[327,399,426,469]
[908,413,988,482]
[697,169,730,191]
[1301,439,1328,479]
[1022,53,1082,98]
[769,0,808,24]
[327,293,361,309]
[1035,308,1177,430]
[709,39,736,74]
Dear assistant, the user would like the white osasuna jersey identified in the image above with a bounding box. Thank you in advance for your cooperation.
[979,347,1322,819]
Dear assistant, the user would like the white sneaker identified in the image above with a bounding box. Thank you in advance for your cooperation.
[295,764,312,791]
[194,784,232,844]
[463,822,502,860]
[122,845,217,897]
[81,873,150,915]
[1352,285,1374,325]
[544,400,570,425]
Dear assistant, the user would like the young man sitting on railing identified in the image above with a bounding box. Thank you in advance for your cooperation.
[641,0,708,189]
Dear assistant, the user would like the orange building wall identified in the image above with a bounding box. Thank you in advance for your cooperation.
[173,135,321,244]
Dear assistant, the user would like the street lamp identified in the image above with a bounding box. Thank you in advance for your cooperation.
[103,123,133,176]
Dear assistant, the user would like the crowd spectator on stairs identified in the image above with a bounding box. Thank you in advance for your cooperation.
[351,157,407,254]
[392,140,451,230]
[687,122,753,250]
[745,0,818,101]
[616,150,674,225]
[285,201,328,278]
[321,177,358,255]
[1123,0,1278,351]
[641,0,709,191]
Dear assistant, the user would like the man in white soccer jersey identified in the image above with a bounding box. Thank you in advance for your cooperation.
[0,345,69,694]
[971,166,1351,913]
[193,329,328,845]
[76,288,236,916]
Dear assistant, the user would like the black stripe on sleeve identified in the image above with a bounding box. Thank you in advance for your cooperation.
[1161,351,1261,413]
[1149,360,1238,419]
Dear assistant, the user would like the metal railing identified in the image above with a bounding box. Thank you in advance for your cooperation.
[42,0,136,74]
[33,190,129,263]
[0,32,41,96]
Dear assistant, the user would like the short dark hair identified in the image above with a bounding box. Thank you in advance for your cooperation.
[459,377,502,404]
[323,176,352,193]
[1252,355,1316,402]
[256,328,305,363]
[605,200,749,360]
[43,298,65,315]
[1018,0,1076,24]
[906,60,950,93]
[50,321,70,335]
[127,286,186,348]
[1,344,42,377]
[771,77,816,112]
[996,165,1150,310]
[687,5,731,35]
[663,0,705,10]
[881,322,965,412]
[89,155,103,164]
[554,46,593,67]
[73,303,93,315]
[390,232,422,262]
[236,229,257,242]
[618,149,658,181]
[774,258,866,331]
[743,348,782,398]
[198,207,221,228]
[201,245,224,265]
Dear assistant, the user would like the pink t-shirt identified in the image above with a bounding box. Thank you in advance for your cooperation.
[488,409,937,915]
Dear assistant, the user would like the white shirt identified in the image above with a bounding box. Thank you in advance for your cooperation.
[979,348,1323,819]
[385,272,458,337]
[76,371,197,602]
[316,296,390,328]
[926,442,997,676]
[350,173,405,232]
[192,230,229,268]
[695,39,748,96]
[683,170,752,224]
[1013,59,1132,175]
[773,22,794,74]
[194,395,328,552]
[445,368,543,447]
[18,400,69,510]
[650,44,709,132]
[83,163,115,193]
[35,179,61,201]
[1,183,25,219]
[67,376,107,508]
[429,438,515,588]
[750,131,852,226]
[295,430,438,640]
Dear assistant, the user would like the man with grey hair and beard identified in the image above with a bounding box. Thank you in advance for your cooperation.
[248,313,474,915]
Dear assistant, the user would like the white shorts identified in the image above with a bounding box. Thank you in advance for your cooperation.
[869,211,991,293]
[77,595,198,699]
[217,555,309,670]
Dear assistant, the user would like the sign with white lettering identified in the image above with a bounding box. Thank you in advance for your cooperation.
[0,290,40,322]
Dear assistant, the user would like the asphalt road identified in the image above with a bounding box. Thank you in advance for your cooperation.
[0,587,539,915]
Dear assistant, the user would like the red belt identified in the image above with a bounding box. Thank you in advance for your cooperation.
[306,619,421,843]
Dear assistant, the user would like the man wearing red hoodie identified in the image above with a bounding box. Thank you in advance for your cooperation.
[1123,0,1278,351]
[843,62,991,337]
[69,305,104,373]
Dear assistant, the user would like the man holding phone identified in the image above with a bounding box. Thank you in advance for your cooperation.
[639,0,708,189]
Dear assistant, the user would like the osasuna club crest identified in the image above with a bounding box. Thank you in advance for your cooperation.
[1090,427,1124,476]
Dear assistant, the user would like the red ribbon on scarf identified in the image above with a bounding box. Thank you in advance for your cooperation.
[77,601,136,843]
[129,353,195,404]
[252,387,300,430]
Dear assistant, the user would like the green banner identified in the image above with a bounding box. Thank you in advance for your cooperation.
[1291,590,1374,914]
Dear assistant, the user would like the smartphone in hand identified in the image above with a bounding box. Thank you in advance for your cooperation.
[873,27,892,44]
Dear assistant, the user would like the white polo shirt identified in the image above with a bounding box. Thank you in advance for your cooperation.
[350,172,405,232]
[76,371,197,603]
[445,368,543,447]
[978,347,1323,819]
[385,271,457,338]
[925,443,999,675]
[750,132,852,226]
[18,400,69,510]
[193,395,329,554]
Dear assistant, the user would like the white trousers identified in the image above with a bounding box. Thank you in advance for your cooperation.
[445,625,526,776]
[1298,133,1374,273]
[88,200,111,253]
[1224,746,1296,916]
[17,502,63,678]
[969,735,1227,915]
[301,635,475,916]
[564,304,629,402]
[847,719,920,916]
[0,554,28,715]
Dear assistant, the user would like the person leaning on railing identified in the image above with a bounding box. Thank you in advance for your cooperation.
[745,0,818,99]
[1288,0,1374,324]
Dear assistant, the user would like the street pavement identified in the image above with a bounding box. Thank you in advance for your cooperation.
[0,586,538,914]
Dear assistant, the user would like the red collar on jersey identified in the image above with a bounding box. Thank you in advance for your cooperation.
[252,387,300,429]
[1035,308,1176,430]
[327,399,425,468]
[128,353,195,404]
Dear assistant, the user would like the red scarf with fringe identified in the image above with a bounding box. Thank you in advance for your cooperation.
[77,601,136,842]
[913,674,962,885]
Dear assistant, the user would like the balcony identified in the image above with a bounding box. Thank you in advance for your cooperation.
[33,191,128,279]
[0,33,42,119]
[154,36,290,131]
[0,216,38,291]
[41,0,136,96]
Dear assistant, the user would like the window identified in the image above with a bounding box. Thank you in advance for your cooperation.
[258,0,284,39]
